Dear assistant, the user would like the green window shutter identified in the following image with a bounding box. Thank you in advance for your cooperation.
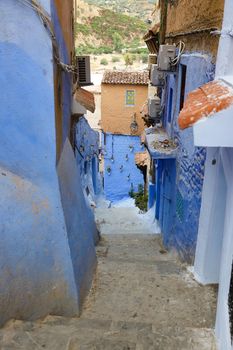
[126,90,135,106]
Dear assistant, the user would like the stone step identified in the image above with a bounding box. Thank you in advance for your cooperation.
[0,317,216,350]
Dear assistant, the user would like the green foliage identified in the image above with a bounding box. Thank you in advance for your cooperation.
[75,23,91,36]
[128,47,148,54]
[140,53,148,63]
[129,184,148,212]
[76,45,112,55]
[131,54,137,62]
[75,8,148,55]
[112,56,121,63]
[112,32,123,52]
[124,53,133,66]
[100,58,108,65]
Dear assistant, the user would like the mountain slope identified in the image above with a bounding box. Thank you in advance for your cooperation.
[75,0,150,55]
[83,0,156,20]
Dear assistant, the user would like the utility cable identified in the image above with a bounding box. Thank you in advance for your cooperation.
[17,0,77,74]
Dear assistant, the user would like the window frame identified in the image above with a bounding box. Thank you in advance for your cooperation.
[125,89,136,107]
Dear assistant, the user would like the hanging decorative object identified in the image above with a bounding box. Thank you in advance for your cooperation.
[111,155,114,163]
[129,144,134,152]
[130,113,138,134]
[127,174,131,181]
[106,166,112,175]
[119,165,124,173]
[125,154,129,161]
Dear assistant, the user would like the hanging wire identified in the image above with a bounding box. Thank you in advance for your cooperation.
[17,0,76,74]
[171,41,185,66]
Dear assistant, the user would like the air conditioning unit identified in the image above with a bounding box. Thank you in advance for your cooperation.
[150,64,165,86]
[76,56,92,86]
[157,44,176,71]
[148,96,161,122]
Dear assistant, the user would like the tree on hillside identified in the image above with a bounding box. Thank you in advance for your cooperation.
[124,53,133,67]
[112,32,123,53]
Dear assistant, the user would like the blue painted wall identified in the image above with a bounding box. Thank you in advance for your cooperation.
[75,116,100,196]
[0,0,97,325]
[155,54,214,262]
[103,133,145,202]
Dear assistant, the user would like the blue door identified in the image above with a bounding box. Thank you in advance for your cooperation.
[160,159,176,245]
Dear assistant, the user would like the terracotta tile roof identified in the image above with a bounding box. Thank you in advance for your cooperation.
[178,80,233,130]
[102,70,149,85]
[75,87,95,113]
[135,151,149,167]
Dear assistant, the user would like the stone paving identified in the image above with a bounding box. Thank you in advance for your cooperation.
[0,207,217,350]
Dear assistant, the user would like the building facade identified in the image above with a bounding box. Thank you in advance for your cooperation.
[177,0,233,348]
[101,70,148,202]
[144,0,224,262]
[145,0,233,348]
[0,0,97,325]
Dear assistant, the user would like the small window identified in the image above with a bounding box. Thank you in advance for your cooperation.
[126,90,135,106]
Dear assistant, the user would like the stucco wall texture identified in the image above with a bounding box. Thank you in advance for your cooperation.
[165,0,224,57]
[0,0,97,326]
[161,54,214,262]
[103,133,144,202]
[101,84,148,136]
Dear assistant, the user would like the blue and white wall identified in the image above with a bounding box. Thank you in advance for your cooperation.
[76,116,100,198]
[155,54,215,262]
[102,133,145,202]
[0,0,97,326]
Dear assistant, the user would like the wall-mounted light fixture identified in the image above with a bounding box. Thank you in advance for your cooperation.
[119,165,124,173]
[130,113,138,134]
[129,145,134,152]
[111,156,114,163]
[125,154,129,161]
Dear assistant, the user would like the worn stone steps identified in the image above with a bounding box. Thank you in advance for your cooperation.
[0,316,216,350]
[0,217,217,350]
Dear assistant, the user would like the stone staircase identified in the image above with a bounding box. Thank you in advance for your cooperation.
[0,231,217,350]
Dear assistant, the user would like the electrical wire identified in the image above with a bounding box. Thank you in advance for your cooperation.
[171,41,185,66]
[17,0,76,74]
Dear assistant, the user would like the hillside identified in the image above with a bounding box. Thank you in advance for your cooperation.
[75,0,150,55]
[83,0,156,21]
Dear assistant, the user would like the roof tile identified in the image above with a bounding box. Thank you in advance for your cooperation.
[102,70,149,85]
[178,80,233,130]
[75,87,95,113]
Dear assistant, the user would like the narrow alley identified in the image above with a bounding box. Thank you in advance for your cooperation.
[0,204,217,350]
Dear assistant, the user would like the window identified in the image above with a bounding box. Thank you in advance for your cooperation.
[126,90,135,106]
[168,88,173,123]
[179,64,187,111]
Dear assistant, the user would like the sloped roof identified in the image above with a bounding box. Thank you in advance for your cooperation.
[102,70,149,85]
[75,87,95,113]
[143,22,160,54]
[178,80,233,130]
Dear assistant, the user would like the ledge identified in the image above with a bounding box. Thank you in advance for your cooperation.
[144,127,178,159]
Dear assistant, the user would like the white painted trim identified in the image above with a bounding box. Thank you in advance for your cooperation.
[194,148,225,284]
[215,149,233,350]
[193,105,233,147]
